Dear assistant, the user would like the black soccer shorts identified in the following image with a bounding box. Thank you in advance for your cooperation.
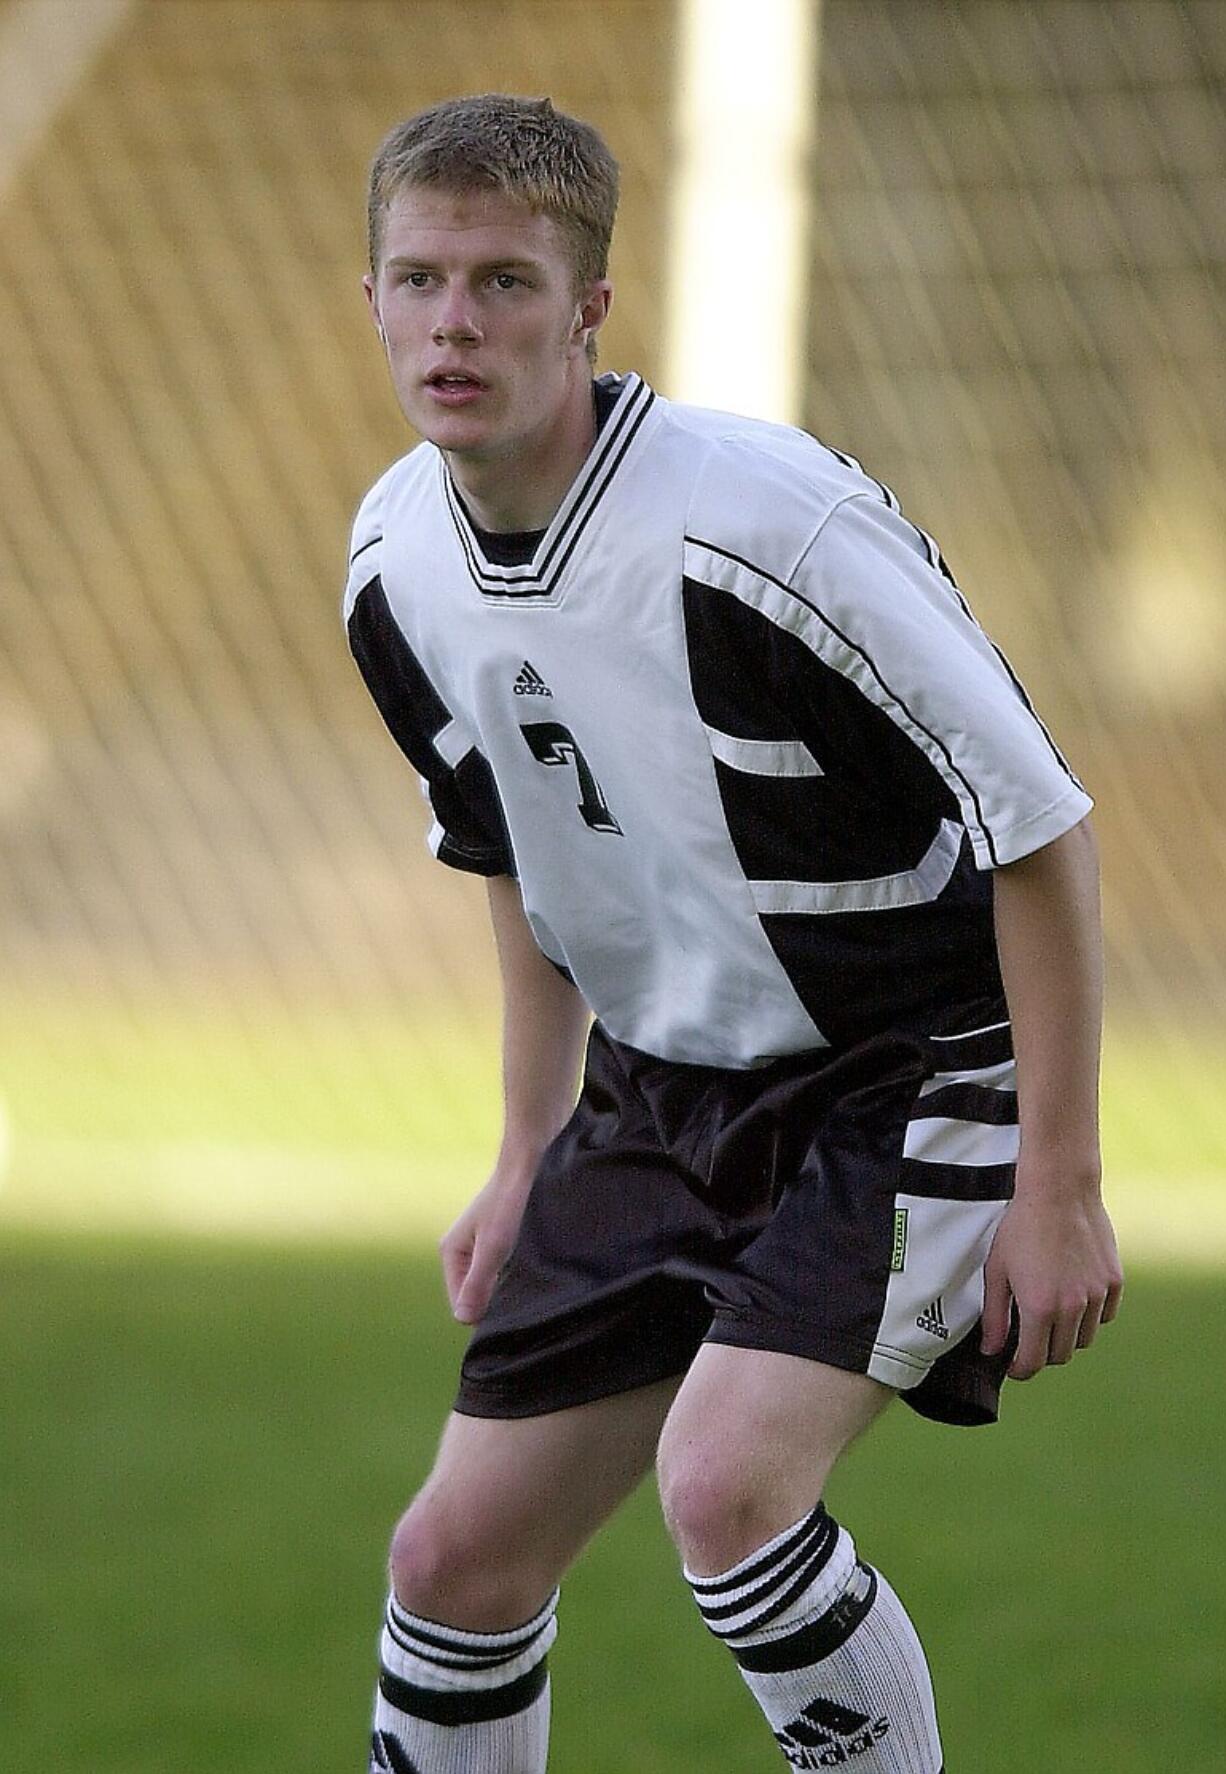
[455,1013,1019,1428]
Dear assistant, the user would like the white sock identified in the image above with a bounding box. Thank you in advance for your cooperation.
[370,1589,557,1774]
[686,1503,943,1771]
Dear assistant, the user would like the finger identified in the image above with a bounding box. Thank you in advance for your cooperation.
[454,1243,501,1324]
[980,1265,1013,1356]
[1075,1294,1108,1350]
[453,1291,488,1326]
[1047,1304,1082,1366]
[1008,1311,1052,1381]
[453,1276,488,1323]
[440,1238,474,1314]
[1101,1276,1125,1324]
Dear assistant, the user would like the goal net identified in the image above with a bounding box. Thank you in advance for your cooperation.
[0,0,1221,1234]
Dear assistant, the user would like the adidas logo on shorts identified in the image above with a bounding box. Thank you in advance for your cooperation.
[513,660,553,696]
[774,1697,891,1767]
[916,1296,951,1340]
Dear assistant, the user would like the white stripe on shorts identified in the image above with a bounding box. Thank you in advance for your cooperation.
[902,1116,1020,1167]
[916,1058,1016,1097]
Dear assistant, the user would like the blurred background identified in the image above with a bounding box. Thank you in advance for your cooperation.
[0,0,1223,1243]
[0,3,1223,1770]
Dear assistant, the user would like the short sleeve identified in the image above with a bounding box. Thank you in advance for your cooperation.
[794,495,1092,867]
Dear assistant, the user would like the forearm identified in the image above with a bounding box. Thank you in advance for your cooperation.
[992,817,1104,1194]
[487,874,591,1174]
[438,877,587,1326]
[982,816,1122,1374]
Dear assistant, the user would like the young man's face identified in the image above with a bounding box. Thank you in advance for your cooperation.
[365,186,611,470]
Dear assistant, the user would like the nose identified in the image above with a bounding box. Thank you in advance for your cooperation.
[433,290,482,346]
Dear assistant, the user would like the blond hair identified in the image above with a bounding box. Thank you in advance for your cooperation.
[367,94,620,291]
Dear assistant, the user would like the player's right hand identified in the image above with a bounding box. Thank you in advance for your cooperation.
[439,1171,534,1324]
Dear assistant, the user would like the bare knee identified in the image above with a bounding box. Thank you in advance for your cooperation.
[656,1374,820,1575]
[385,1386,677,1630]
[388,1489,555,1631]
[657,1347,890,1575]
[656,1427,800,1577]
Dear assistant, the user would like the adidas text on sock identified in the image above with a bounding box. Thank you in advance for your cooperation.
[687,1504,942,1772]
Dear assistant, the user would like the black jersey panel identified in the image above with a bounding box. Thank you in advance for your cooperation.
[442,751,515,875]
[683,576,961,885]
[681,577,802,743]
[759,891,1002,1049]
[348,573,449,749]
[711,761,943,884]
[347,576,512,876]
[683,576,960,823]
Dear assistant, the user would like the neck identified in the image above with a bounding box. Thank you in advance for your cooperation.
[446,373,598,532]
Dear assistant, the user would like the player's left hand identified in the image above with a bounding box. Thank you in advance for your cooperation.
[981,1182,1124,1380]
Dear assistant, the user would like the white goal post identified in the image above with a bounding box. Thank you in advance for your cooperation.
[664,0,822,424]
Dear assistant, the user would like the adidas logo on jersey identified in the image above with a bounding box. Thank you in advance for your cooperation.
[513,660,553,696]
[916,1296,950,1340]
[774,1698,890,1767]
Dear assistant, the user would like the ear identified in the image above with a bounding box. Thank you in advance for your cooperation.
[573,278,613,353]
[363,273,387,346]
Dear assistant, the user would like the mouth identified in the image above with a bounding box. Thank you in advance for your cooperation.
[423,369,489,412]
[425,369,488,392]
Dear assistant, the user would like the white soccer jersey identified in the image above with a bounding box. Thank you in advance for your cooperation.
[343,374,1091,1067]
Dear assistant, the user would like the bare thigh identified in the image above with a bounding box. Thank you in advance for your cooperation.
[392,1376,680,1628]
[657,1344,893,1575]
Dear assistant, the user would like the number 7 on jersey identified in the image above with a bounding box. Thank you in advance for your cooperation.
[520,721,623,836]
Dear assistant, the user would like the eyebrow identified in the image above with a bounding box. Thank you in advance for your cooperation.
[383,255,545,274]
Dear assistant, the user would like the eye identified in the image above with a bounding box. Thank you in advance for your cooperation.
[492,272,523,291]
[398,270,430,289]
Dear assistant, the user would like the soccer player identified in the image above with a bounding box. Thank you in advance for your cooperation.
[346,94,1123,1774]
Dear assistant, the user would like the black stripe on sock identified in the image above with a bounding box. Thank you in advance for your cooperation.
[731,1565,878,1674]
[384,1615,522,1671]
[689,1502,829,1597]
[697,1515,837,1628]
[378,1658,548,1726]
[369,1728,421,1773]
[386,1600,551,1663]
[706,1522,841,1640]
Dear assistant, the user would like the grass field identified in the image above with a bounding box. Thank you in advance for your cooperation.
[1,1231,1223,1774]
[1,1000,1222,1770]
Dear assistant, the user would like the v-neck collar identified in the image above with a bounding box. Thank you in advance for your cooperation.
[440,372,657,601]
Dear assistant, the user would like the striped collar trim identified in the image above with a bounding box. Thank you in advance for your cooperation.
[441,373,657,599]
